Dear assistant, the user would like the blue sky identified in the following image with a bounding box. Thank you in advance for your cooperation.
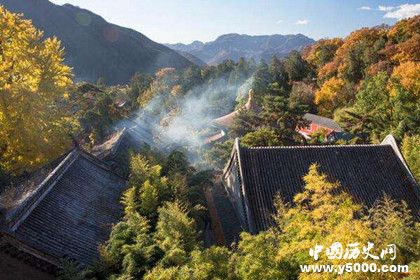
[49,0,420,44]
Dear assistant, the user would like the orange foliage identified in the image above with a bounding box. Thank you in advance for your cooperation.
[388,15,420,43]
[367,61,392,76]
[392,34,420,63]
[392,61,420,96]
[306,15,419,116]
[334,28,385,59]
[318,60,339,81]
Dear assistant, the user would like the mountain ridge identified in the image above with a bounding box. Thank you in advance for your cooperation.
[0,0,194,84]
[166,33,315,65]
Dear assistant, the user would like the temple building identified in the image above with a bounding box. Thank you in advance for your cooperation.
[297,113,345,142]
[222,135,420,234]
[0,112,159,279]
[0,149,130,279]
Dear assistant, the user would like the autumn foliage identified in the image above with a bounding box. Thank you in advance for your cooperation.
[303,15,420,141]
[0,6,74,174]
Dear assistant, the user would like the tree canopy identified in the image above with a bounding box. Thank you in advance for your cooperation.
[0,6,74,174]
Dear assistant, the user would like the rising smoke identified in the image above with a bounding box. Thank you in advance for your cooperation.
[117,74,254,166]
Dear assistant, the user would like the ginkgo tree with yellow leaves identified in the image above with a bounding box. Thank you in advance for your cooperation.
[0,6,76,174]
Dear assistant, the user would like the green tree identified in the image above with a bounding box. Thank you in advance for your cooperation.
[144,247,234,280]
[203,139,235,169]
[338,72,419,142]
[163,150,190,177]
[368,196,419,265]
[230,108,262,138]
[289,82,316,112]
[99,213,159,279]
[154,201,197,267]
[283,51,310,82]
[183,247,233,280]
[232,231,293,280]
[122,154,151,215]
[260,95,307,145]
[342,46,365,83]
[231,164,419,280]
[401,134,420,182]
[179,66,202,92]
[269,56,288,89]
[129,72,152,106]
[252,60,271,96]
[241,128,281,147]
[122,154,169,219]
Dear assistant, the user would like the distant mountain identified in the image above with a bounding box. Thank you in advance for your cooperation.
[0,0,194,84]
[175,51,207,67]
[166,33,315,65]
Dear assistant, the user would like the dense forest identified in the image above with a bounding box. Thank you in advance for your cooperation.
[0,5,419,280]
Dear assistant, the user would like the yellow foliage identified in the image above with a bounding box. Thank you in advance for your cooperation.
[391,61,420,96]
[273,164,418,280]
[314,77,345,115]
[170,85,183,97]
[335,28,385,59]
[0,6,74,174]
[138,68,179,108]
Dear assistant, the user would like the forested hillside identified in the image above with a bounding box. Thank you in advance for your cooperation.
[203,15,420,177]
[0,0,194,84]
[303,16,419,142]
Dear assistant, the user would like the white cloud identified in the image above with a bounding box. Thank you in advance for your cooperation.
[295,19,309,25]
[359,6,371,10]
[384,4,420,19]
[276,19,283,24]
[378,5,395,11]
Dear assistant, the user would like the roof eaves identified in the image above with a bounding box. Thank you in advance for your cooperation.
[222,138,241,177]
[247,144,382,150]
[381,135,420,197]
[0,231,61,269]
[234,139,258,233]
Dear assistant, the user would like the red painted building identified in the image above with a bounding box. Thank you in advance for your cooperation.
[297,113,343,140]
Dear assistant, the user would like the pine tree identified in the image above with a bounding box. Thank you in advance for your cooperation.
[283,51,310,82]
[269,56,288,89]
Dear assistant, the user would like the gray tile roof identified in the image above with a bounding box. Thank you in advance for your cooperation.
[210,181,241,246]
[303,113,343,132]
[1,149,127,266]
[227,138,420,233]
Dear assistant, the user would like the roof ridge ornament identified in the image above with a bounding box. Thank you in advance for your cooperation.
[212,89,256,127]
